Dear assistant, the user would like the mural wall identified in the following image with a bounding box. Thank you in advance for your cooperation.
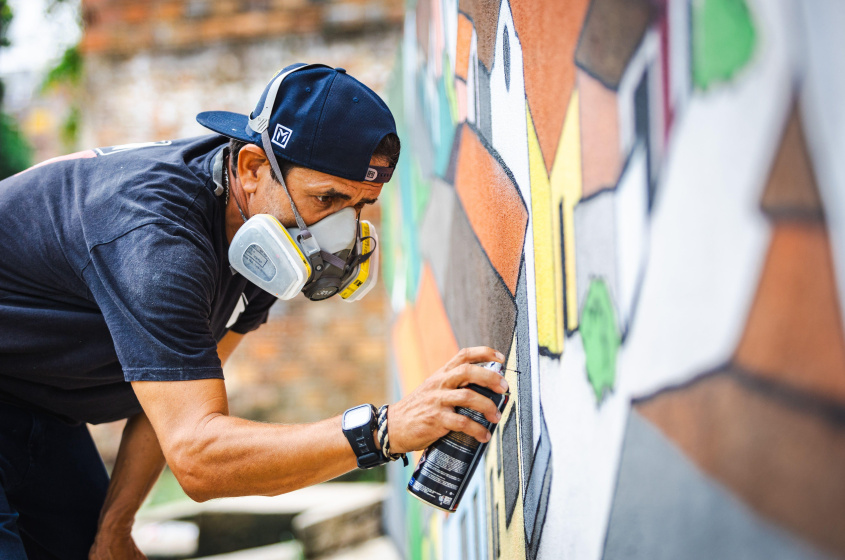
[381,0,845,559]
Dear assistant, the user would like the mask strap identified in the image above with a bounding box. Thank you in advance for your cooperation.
[259,130,323,263]
[348,236,376,267]
[224,151,249,224]
[320,250,348,270]
[248,63,331,261]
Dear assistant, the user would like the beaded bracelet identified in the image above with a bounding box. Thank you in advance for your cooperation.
[377,405,408,466]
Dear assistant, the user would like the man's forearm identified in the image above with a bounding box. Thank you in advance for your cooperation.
[96,412,166,531]
[170,414,356,501]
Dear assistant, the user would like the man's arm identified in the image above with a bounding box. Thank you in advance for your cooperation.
[133,346,506,502]
[89,331,244,559]
[89,412,164,559]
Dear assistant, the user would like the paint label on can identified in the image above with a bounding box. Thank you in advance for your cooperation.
[408,362,509,512]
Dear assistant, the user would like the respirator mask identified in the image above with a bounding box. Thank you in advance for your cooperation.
[227,205,378,302]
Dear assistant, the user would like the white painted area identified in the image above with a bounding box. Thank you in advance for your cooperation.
[614,144,650,331]
[668,0,693,117]
[489,0,531,196]
[619,0,795,398]
[466,30,478,126]
[535,347,631,560]
[798,0,845,324]
[523,216,543,454]
[617,31,660,163]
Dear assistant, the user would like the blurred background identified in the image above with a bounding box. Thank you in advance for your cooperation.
[0,0,400,464]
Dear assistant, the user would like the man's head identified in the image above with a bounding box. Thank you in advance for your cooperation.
[197,63,400,227]
[198,63,399,301]
[226,132,399,227]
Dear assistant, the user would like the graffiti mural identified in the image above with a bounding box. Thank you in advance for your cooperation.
[383,0,845,558]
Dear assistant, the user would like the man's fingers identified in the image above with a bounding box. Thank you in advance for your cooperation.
[446,364,509,393]
[443,388,502,424]
[443,346,504,370]
[442,411,492,443]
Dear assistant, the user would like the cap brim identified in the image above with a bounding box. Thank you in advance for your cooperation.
[196,111,252,142]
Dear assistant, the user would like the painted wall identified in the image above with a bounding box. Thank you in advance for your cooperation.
[381,0,845,558]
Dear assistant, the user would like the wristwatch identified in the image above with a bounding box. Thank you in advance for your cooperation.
[342,404,388,469]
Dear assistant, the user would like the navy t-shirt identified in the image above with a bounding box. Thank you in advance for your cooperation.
[0,135,276,424]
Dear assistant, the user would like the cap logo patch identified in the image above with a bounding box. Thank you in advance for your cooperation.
[365,168,378,181]
[272,124,293,149]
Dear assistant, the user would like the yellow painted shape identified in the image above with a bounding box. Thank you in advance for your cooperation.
[485,333,527,560]
[526,107,563,354]
[550,90,583,331]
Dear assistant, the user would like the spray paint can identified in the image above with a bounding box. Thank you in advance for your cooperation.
[407,361,510,512]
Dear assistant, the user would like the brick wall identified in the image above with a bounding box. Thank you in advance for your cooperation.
[81,0,403,56]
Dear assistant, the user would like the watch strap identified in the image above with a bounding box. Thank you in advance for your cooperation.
[342,404,389,469]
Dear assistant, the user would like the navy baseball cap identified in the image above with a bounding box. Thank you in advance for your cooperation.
[197,63,397,183]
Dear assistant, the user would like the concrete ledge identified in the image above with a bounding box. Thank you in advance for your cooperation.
[316,536,401,560]
[193,541,303,560]
[136,483,388,558]
[293,485,387,558]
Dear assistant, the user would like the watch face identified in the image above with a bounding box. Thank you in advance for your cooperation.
[343,405,372,430]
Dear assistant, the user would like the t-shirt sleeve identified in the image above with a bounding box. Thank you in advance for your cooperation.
[83,223,223,382]
[229,288,276,335]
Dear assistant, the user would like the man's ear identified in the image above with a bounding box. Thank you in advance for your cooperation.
[236,144,268,194]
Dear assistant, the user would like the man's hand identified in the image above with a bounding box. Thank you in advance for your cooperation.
[89,526,146,560]
[387,346,508,454]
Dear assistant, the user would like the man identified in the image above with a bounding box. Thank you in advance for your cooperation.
[0,64,506,559]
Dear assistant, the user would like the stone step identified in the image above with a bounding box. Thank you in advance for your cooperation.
[292,485,387,558]
[315,536,401,560]
[135,482,388,558]
[192,541,303,560]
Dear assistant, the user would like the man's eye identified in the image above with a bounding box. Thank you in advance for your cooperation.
[316,195,333,204]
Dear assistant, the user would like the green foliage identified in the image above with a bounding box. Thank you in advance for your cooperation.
[0,0,12,48]
[42,44,83,92]
[60,104,80,149]
[41,44,84,150]
[693,0,756,89]
[0,0,32,178]
[0,113,33,180]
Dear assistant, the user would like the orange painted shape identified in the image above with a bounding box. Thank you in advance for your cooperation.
[577,69,622,197]
[636,373,845,557]
[392,309,429,395]
[414,264,460,376]
[734,222,845,403]
[454,124,528,294]
[512,0,591,175]
[458,0,501,70]
[455,12,473,81]
[761,106,823,218]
